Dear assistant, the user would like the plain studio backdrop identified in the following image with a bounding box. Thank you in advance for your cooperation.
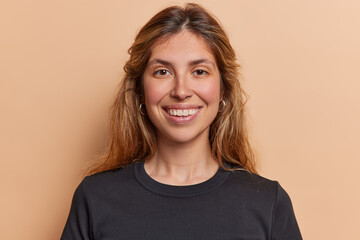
[1,0,359,239]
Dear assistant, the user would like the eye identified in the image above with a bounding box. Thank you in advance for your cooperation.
[193,69,208,76]
[154,69,171,76]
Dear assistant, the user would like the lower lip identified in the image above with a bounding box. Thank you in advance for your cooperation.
[162,108,201,124]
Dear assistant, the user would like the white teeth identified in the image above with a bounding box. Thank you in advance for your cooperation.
[167,108,198,117]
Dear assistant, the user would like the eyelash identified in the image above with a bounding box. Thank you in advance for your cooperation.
[154,69,171,76]
[193,69,208,76]
[154,69,208,77]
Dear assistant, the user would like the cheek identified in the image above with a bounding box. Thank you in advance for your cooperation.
[195,79,221,105]
[143,79,165,105]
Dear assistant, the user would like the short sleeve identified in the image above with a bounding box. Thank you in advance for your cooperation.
[270,182,302,240]
[61,178,94,240]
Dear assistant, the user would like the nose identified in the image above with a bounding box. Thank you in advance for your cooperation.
[170,74,192,100]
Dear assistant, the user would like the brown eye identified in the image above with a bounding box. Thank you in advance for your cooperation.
[193,70,208,76]
[155,69,170,76]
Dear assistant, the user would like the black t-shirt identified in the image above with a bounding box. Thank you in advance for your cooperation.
[61,162,302,239]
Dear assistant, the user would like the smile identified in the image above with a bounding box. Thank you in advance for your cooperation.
[167,109,199,117]
[162,106,202,124]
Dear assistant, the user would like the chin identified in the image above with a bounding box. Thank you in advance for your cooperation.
[158,127,209,144]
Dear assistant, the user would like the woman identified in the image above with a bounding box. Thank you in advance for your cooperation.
[61,3,302,240]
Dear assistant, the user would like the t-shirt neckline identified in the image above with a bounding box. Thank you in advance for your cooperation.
[133,161,229,198]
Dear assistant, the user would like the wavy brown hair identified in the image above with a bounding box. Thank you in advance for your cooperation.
[88,3,257,175]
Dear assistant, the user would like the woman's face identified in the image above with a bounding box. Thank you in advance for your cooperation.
[143,30,221,144]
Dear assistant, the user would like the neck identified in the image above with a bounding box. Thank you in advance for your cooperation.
[144,131,219,186]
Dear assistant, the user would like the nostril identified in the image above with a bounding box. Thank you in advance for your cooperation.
[170,87,193,100]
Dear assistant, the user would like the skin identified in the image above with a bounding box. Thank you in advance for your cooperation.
[143,30,221,186]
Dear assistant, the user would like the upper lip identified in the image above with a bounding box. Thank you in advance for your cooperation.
[162,104,202,110]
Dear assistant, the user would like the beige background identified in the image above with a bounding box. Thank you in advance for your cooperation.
[1,0,359,239]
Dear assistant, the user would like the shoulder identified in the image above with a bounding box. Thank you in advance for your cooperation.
[85,163,134,182]
[79,162,139,197]
[225,168,278,194]
[224,169,302,235]
[222,168,294,206]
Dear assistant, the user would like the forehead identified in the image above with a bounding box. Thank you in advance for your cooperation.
[148,31,216,63]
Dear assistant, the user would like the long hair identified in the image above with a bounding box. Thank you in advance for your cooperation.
[87,3,257,175]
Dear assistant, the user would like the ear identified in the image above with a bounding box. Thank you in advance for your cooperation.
[219,74,224,100]
[220,90,224,101]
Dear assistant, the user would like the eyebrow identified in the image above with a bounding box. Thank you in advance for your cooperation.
[147,58,216,68]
